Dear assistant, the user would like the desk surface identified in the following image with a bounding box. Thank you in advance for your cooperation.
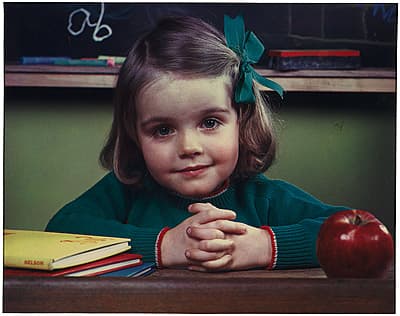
[4,267,394,313]
[5,65,396,92]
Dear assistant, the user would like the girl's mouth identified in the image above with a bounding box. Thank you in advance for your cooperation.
[178,165,209,177]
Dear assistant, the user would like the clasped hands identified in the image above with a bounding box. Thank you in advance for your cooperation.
[161,203,272,272]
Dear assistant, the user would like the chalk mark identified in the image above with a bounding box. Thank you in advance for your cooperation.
[67,3,112,42]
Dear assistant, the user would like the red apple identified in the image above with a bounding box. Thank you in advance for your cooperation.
[317,209,394,278]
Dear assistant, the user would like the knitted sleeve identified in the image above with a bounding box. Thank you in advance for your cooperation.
[45,172,161,263]
[262,178,349,269]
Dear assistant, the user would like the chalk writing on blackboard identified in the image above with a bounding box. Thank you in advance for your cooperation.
[372,4,396,23]
[67,2,112,42]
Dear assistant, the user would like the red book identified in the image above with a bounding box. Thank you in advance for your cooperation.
[267,49,361,70]
[268,49,360,58]
[4,253,142,277]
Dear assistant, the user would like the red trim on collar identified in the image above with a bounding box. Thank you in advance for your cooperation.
[171,179,230,200]
[200,179,230,199]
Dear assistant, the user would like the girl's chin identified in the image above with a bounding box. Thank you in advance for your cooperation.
[173,182,228,200]
[174,189,213,199]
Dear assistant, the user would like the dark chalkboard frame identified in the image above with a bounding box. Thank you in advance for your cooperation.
[4,3,397,68]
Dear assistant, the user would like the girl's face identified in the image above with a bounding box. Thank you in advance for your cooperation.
[136,75,239,198]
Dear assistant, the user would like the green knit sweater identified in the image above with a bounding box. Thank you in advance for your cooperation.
[46,172,348,269]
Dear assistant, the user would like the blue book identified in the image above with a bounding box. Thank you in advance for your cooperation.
[100,262,155,277]
[21,57,71,65]
[54,59,108,66]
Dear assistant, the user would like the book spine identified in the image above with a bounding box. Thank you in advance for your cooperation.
[5,256,53,270]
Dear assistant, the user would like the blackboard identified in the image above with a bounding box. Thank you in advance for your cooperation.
[4,3,397,67]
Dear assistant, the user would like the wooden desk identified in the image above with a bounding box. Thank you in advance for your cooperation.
[3,267,394,313]
[5,65,396,92]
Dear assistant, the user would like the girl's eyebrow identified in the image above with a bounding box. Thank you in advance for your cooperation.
[139,116,173,129]
[139,107,231,128]
[198,107,231,116]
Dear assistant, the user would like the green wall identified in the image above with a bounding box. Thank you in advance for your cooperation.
[4,89,395,234]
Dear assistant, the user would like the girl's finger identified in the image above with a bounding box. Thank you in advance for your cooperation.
[185,248,226,262]
[188,203,237,224]
[187,202,213,214]
[198,238,234,252]
[201,220,247,235]
[186,226,225,240]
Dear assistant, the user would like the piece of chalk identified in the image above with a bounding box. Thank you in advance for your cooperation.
[98,55,126,64]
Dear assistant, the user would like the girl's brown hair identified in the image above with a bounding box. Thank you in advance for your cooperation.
[100,15,277,186]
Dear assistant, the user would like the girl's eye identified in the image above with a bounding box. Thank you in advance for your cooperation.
[202,118,219,129]
[154,126,172,137]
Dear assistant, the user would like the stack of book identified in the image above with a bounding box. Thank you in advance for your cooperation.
[4,229,155,277]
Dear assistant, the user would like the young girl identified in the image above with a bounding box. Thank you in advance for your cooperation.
[46,15,348,272]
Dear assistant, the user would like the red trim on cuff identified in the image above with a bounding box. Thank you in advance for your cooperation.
[261,226,277,270]
[155,227,170,268]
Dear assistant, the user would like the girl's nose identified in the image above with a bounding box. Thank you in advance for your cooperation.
[178,130,203,158]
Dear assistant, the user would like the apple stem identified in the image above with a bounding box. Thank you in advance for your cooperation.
[354,214,363,226]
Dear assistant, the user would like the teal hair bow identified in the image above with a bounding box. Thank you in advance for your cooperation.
[224,15,284,103]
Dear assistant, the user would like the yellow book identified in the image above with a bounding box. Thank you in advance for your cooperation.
[4,229,131,270]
